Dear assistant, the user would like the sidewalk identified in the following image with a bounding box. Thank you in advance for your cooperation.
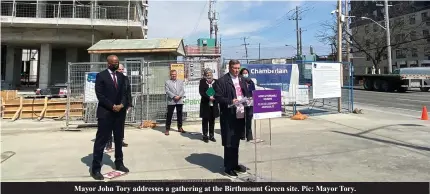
[1,110,430,182]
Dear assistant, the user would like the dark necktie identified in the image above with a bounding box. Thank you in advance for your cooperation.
[112,72,118,89]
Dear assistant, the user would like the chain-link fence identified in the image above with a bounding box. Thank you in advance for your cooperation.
[65,58,221,129]
[66,59,145,129]
[144,59,221,123]
[222,59,354,117]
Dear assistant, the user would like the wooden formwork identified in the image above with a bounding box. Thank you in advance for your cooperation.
[1,96,84,121]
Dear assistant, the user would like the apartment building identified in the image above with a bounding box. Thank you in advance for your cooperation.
[1,0,149,89]
[349,1,430,74]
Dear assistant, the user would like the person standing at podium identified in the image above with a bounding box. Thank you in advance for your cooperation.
[213,59,249,178]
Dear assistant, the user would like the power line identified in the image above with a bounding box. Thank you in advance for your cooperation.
[185,1,208,39]
[242,37,250,62]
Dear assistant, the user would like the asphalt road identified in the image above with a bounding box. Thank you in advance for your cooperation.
[352,88,430,113]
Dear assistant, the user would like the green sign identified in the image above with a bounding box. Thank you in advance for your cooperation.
[206,87,215,96]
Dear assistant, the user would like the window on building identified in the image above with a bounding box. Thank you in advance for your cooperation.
[409,14,416,25]
[411,48,418,57]
[425,46,430,57]
[410,31,417,40]
[421,11,428,20]
[424,30,430,37]
[396,49,406,59]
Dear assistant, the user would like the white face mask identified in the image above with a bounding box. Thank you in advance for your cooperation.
[243,74,249,78]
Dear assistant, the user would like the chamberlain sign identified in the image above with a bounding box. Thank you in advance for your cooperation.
[241,64,293,91]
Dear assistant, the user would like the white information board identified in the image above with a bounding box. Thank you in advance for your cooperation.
[84,72,99,102]
[311,63,341,99]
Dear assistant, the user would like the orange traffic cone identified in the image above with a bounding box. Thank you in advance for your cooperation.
[421,106,428,120]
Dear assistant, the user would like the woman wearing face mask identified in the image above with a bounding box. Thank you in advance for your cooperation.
[199,68,220,143]
[239,68,256,142]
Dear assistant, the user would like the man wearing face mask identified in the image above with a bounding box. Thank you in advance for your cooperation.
[91,55,129,180]
[105,64,131,150]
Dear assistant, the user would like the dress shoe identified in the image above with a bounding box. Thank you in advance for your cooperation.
[91,171,104,180]
[202,136,209,143]
[165,130,170,136]
[178,128,186,133]
[122,141,128,147]
[224,170,238,178]
[115,164,130,173]
[209,136,216,142]
[234,165,247,174]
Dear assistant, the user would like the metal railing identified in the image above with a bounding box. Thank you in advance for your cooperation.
[1,1,142,21]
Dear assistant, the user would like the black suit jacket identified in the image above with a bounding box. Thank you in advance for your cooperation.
[95,69,127,119]
[213,73,249,147]
[199,78,220,119]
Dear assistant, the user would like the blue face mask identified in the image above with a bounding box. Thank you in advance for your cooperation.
[243,74,249,78]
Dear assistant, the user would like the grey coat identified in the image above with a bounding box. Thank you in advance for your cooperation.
[165,79,185,105]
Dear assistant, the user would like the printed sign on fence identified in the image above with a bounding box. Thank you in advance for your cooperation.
[241,64,292,91]
[84,72,98,103]
[170,64,185,81]
[252,90,282,120]
[311,63,341,99]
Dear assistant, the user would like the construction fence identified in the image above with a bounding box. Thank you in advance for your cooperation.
[65,58,354,129]
[221,59,354,116]
[65,58,221,129]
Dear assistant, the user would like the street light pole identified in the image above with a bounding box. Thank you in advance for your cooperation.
[384,0,393,73]
[337,0,342,113]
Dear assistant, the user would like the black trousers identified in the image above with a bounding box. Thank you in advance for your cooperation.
[224,147,239,171]
[166,104,183,130]
[224,118,244,171]
[92,115,124,172]
[107,110,126,146]
[202,116,215,138]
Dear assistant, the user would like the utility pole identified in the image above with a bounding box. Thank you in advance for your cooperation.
[289,6,302,59]
[337,0,342,113]
[384,0,392,73]
[299,28,302,57]
[258,43,261,60]
[208,0,218,46]
[345,0,350,64]
[242,37,249,63]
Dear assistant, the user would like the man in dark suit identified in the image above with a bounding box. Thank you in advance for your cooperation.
[91,55,129,180]
[213,59,249,178]
[105,64,131,150]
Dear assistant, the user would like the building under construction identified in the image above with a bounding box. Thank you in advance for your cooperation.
[1,0,149,90]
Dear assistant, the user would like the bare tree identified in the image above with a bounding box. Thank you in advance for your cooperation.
[315,2,427,71]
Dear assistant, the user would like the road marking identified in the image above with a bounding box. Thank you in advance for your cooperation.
[396,98,430,103]
[354,102,422,118]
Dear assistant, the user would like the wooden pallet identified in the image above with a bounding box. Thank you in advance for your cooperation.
[1,96,84,121]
